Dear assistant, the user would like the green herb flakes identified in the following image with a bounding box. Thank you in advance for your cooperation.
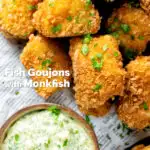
[15,91,19,95]
[94,43,98,48]
[51,24,62,34]
[138,35,144,40]
[66,16,72,21]
[114,17,119,22]
[49,3,54,7]
[86,0,92,7]
[120,24,130,33]
[45,139,51,148]
[83,34,92,44]
[15,134,19,141]
[111,32,119,39]
[63,139,68,147]
[96,53,102,59]
[48,106,61,117]
[93,84,102,92]
[28,5,37,11]
[91,57,103,71]
[42,59,52,68]
[114,51,119,57]
[143,102,149,110]
[81,44,89,56]
[103,44,108,51]
[90,12,95,16]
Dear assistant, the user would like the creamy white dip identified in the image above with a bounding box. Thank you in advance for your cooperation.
[2,107,94,150]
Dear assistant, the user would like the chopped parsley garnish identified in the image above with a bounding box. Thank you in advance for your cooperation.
[81,44,89,56]
[85,115,93,127]
[94,43,98,48]
[102,44,108,51]
[114,17,119,22]
[122,123,129,132]
[66,16,72,21]
[15,134,19,141]
[111,32,119,39]
[96,53,102,59]
[90,12,95,16]
[42,59,52,68]
[119,133,124,139]
[86,0,92,7]
[88,20,92,27]
[38,57,42,60]
[114,51,119,57]
[125,142,129,146]
[51,24,62,34]
[143,102,149,110]
[83,34,92,44]
[120,24,130,33]
[48,106,61,116]
[110,24,116,30]
[15,91,19,95]
[49,3,54,7]
[85,115,90,123]
[107,27,112,33]
[138,35,144,40]
[23,33,29,37]
[93,84,102,92]
[45,139,51,148]
[63,139,68,147]
[75,16,79,24]
[91,56,104,71]
[28,5,37,11]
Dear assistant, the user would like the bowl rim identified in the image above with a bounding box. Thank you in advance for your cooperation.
[0,103,99,150]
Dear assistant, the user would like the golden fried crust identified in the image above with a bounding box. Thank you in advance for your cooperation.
[117,56,150,129]
[20,35,71,99]
[32,0,101,37]
[106,4,150,54]
[140,0,150,15]
[69,35,126,116]
[0,0,40,39]
[132,145,150,150]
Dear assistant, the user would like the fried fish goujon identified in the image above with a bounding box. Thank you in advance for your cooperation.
[132,145,150,150]
[69,35,126,116]
[20,35,71,99]
[106,4,150,57]
[117,56,150,129]
[0,0,40,39]
[33,0,101,37]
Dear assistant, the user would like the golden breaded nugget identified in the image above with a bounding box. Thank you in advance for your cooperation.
[117,56,150,129]
[33,0,101,37]
[140,0,150,14]
[132,145,150,150]
[0,0,40,39]
[106,4,150,58]
[69,35,126,116]
[20,35,71,99]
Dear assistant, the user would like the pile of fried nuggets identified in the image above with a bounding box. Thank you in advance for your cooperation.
[0,0,150,130]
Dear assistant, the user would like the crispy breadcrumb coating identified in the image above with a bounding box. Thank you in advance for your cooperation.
[0,0,40,39]
[20,35,71,99]
[69,35,126,116]
[132,145,150,150]
[140,0,150,14]
[32,0,101,37]
[117,56,150,129]
[106,4,150,57]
